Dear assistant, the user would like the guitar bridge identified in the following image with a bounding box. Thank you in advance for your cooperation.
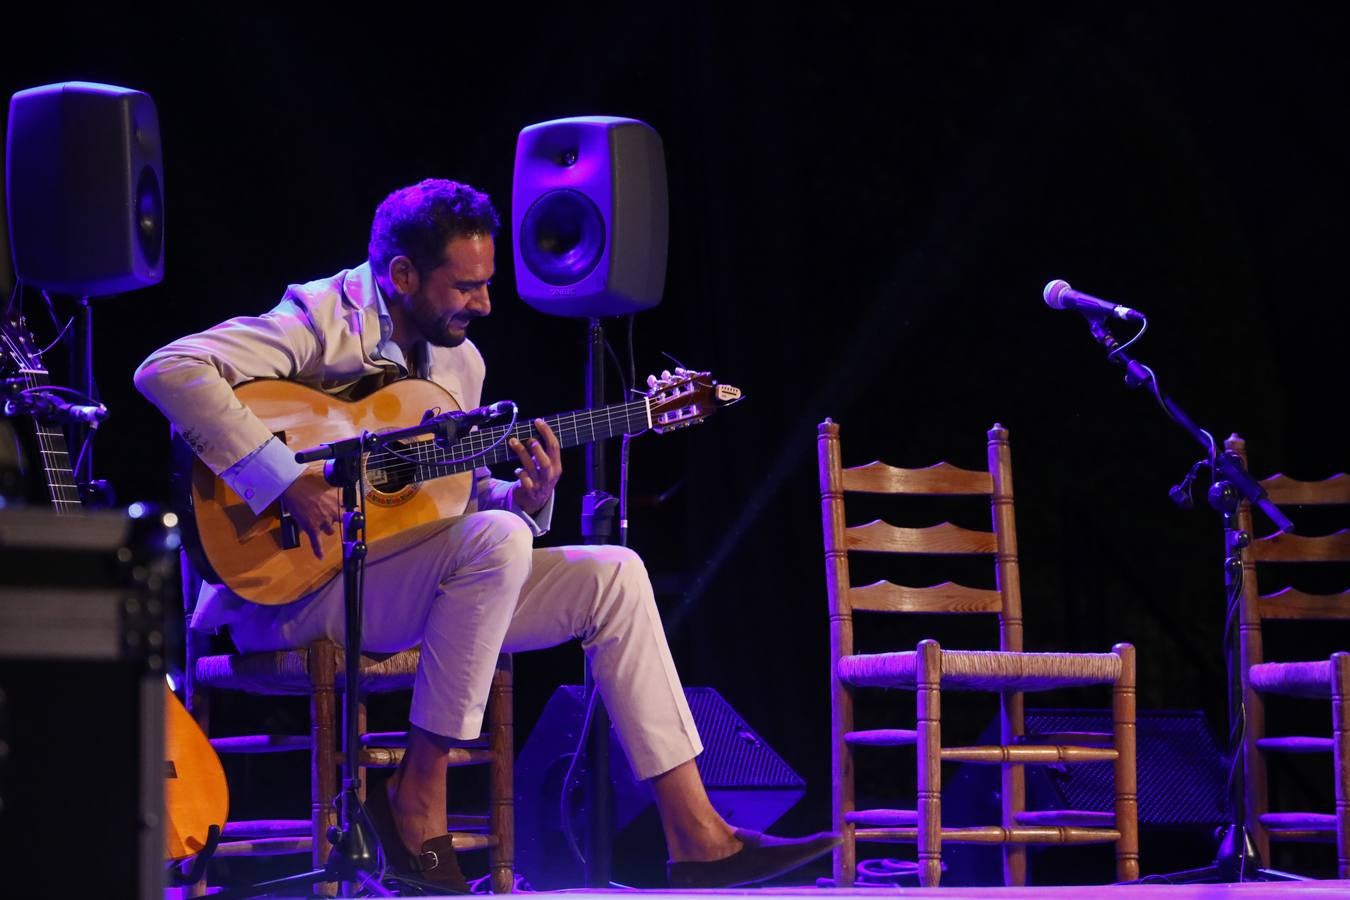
[279,512,301,550]
[273,428,302,550]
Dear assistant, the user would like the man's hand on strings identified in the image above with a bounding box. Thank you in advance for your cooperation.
[509,418,561,515]
[281,469,342,558]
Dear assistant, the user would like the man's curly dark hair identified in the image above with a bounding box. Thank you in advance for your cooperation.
[368,178,500,278]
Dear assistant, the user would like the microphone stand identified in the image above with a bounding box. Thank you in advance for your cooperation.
[1080,316,1302,884]
[212,410,468,899]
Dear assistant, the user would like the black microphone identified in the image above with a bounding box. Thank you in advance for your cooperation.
[54,399,110,425]
[1043,279,1145,322]
[441,400,515,426]
[2,391,108,425]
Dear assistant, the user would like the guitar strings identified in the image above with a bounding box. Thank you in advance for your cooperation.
[0,325,81,509]
[361,400,652,484]
[364,401,650,476]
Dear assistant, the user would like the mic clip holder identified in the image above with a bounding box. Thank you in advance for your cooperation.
[0,384,108,427]
[422,406,467,451]
[1083,315,1294,534]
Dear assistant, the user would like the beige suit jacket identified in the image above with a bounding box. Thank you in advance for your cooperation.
[135,261,530,628]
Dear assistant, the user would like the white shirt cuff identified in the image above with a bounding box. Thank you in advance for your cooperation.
[511,483,554,536]
[222,436,306,515]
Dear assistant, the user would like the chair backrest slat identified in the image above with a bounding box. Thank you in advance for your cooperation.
[1252,530,1350,564]
[842,460,993,496]
[846,519,999,555]
[1226,434,1350,631]
[850,579,1003,614]
[1262,472,1350,506]
[1258,587,1350,621]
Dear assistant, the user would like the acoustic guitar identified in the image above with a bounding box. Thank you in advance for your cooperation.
[3,315,229,863]
[164,686,230,861]
[178,369,742,606]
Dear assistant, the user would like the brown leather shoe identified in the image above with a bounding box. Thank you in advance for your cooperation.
[363,778,470,894]
[667,828,841,888]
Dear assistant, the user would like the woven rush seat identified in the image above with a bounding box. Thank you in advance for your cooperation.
[839,649,1123,692]
[1249,659,1333,699]
[195,645,421,694]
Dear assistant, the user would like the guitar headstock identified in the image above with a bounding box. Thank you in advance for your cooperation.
[644,368,743,434]
[1,313,46,380]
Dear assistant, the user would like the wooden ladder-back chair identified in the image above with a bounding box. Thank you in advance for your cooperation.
[818,420,1139,887]
[1228,434,1350,878]
[178,553,514,895]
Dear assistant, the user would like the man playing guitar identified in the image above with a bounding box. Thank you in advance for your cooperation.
[135,178,835,891]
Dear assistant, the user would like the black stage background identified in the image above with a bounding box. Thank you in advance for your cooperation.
[5,4,1348,885]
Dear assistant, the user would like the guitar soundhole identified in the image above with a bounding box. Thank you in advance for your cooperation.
[365,441,422,507]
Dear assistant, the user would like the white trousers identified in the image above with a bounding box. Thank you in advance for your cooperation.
[230,510,703,780]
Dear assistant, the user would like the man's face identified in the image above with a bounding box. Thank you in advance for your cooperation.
[395,234,494,348]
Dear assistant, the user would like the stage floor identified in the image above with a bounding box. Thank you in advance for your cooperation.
[371,884,1350,899]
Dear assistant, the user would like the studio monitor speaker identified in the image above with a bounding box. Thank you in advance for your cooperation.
[515,685,805,888]
[512,116,667,318]
[6,81,165,296]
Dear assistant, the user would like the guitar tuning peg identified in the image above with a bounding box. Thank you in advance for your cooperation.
[661,369,673,381]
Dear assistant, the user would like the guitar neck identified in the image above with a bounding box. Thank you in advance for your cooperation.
[21,368,82,515]
[35,421,82,513]
[367,397,652,484]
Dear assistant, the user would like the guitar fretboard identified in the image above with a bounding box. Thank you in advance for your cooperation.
[1,330,81,514]
[365,398,651,485]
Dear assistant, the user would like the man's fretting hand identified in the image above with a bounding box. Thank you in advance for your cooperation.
[281,469,342,558]
[509,418,561,516]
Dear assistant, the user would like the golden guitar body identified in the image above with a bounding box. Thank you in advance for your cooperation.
[190,378,472,606]
[165,687,228,861]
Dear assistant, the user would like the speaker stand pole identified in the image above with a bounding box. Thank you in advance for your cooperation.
[73,295,108,505]
[581,316,615,888]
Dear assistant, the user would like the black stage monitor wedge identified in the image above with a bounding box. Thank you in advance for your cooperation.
[512,116,667,318]
[515,685,805,888]
[0,507,179,900]
[6,81,165,296]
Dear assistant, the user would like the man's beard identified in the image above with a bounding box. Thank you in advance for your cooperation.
[421,313,468,348]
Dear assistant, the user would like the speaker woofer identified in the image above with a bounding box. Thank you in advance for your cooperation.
[136,166,163,267]
[519,188,606,286]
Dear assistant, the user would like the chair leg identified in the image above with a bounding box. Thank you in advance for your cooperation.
[833,666,856,886]
[1332,652,1350,880]
[356,696,369,804]
[917,639,943,887]
[310,640,339,896]
[182,627,213,898]
[1111,643,1140,882]
[489,654,515,894]
[341,694,370,898]
[1001,688,1027,886]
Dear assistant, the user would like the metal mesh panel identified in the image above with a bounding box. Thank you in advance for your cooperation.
[686,687,806,789]
[1021,708,1226,827]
